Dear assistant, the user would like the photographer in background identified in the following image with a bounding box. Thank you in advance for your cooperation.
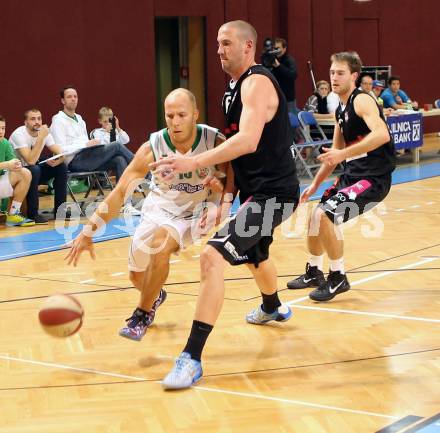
[261,37,298,114]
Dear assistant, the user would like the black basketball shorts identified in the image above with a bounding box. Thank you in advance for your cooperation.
[319,174,392,225]
[208,196,298,266]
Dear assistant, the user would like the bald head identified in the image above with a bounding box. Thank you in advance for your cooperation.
[165,88,197,109]
[220,20,257,50]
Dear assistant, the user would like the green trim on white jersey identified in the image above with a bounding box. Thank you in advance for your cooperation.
[162,125,202,153]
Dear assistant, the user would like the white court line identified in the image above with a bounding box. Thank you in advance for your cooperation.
[0,354,398,420]
[289,304,440,324]
[403,187,440,193]
[110,272,125,277]
[395,208,405,212]
[79,279,95,284]
[0,354,146,381]
[195,386,399,420]
[169,260,181,264]
[410,205,421,208]
[289,296,310,304]
[347,257,437,288]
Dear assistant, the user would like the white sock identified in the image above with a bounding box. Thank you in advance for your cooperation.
[10,201,22,215]
[329,257,345,274]
[309,254,324,270]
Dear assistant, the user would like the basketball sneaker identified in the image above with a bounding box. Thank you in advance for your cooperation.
[119,288,167,341]
[6,213,35,227]
[246,304,292,324]
[287,263,325,289]
[309,270,350,301]
[162,352,203,389]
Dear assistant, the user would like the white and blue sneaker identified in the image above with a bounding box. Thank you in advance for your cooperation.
[162,352,203,390]
[246,304,292,324]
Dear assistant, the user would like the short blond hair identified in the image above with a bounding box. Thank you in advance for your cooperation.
[98,106,113,119]
[221,20,257,48]
[165,88,197,109]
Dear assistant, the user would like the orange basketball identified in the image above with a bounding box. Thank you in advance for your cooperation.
[38,294,84,337]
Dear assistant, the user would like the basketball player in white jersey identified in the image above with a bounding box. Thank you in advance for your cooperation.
[65,88,228,341]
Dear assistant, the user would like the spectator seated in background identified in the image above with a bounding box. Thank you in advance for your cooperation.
[92,107,130,146]
[372,79,385,104]
[0,115,34,227]
[301,80,334,160]
[381,76,418,110]
[372,80,393,116]
[358,74,376,99]
[304,80,334,121]
[9,109,67,223]
[50,86,134,183]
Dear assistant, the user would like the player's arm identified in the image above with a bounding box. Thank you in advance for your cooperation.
[86,142,153,227]
[203,133,228,194]
[149,74,275,173]
[65,142,153,266]
[318,94,390,166]
[14,126,49,165]
[344,94,391,157]
[194,74,272,166]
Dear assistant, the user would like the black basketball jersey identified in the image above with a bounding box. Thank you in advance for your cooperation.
[222,65,298,201]
[336,88,395,177]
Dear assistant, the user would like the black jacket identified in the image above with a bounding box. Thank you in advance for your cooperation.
[271,53,297,102]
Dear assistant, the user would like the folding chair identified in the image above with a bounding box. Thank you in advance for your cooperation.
[289,113,315,178]
[66,170,113,216]
[89,128,148,198]
[297,111,333,146]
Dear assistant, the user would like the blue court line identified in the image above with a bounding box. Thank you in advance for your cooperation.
[0,218,138,262]
[1,161,439,262]
[403,412,440,432]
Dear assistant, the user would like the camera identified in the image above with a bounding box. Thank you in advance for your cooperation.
[109,116,117,142]
[109,116,116,130]
[261,38,282,68]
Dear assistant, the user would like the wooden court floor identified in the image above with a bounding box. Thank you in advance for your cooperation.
[0,176,439,433]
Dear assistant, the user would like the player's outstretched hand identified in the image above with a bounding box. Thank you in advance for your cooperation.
[150,153,197,179]
[300,184,318,204]
[318,147,346,166]
[202,174,224,193]
[64,233,96,267]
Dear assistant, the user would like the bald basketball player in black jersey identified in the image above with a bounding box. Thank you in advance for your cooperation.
[151,20,299,389]
[287,51,395,301]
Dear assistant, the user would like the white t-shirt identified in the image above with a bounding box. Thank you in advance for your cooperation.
[327,91,340,113]
[50,111,89,164]
[9,126,56,166]
[92,128,130,145]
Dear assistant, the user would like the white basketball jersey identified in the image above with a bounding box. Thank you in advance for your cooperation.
[145,124,222,219]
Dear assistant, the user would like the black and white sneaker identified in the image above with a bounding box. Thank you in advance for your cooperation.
[31,213,49,225]
[287,263,326,289]
[309,270,350,301]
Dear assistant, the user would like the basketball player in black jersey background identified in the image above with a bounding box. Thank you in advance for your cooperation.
[152,20,299,389]
[287,51,395,301]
